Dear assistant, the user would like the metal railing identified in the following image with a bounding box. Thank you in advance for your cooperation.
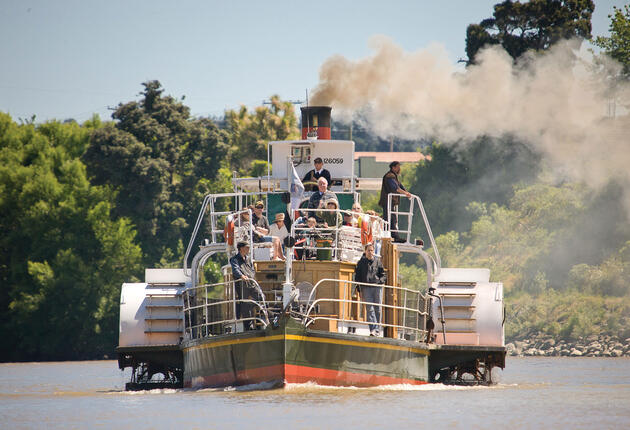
[184,192,272,275]
[303,278,429,342]
[290,208,387,263]
[182,275,430,342]
[182,279,272,339]
[387,193,441,275]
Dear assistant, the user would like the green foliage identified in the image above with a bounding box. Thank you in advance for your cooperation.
[0,114,142,360]
[594,5,630,78]
[507,290,630,341]
[566,242,630,297]
[398,264,427,291]
[83,81,229,264]
[224,95,299,170]
[425,177,629,302]
[0,84,307,361]
[248,160,271,177]
[466,0,594,63]
[407,137,540,237]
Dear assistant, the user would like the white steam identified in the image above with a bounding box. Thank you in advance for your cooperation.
[311,36,630,192]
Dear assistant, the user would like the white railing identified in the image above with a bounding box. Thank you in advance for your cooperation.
[290,208,387,263]
[182,279,271,339]
[302,278,429,341]
[182,275,429,342]
[387,193,441,275]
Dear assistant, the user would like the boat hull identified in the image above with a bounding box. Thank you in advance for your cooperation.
[182,318,430,388]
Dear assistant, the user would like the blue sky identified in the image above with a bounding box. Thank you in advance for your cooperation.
[0,0,625,122]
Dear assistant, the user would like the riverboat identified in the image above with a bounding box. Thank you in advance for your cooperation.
[116,106,506,390]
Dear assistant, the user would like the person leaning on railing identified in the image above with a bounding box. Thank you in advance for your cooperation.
[378,161,411,243]
[354,242,386,336]
[318,199,342,229]
[229,241,258,330]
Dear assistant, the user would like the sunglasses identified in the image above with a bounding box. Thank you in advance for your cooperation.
[255,205,264,209]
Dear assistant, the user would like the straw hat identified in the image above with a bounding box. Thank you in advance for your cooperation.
[274,213,285,222]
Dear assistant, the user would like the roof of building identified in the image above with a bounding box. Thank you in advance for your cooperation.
[354,152,427,163]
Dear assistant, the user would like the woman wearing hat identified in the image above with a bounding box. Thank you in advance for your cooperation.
[238,209,285,261]
[269,212,289,242]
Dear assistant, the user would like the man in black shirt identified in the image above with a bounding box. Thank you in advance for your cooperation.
[302,157,332,192]
[378,161,411,243]
[354,243,386,336]
[229,241,257,329]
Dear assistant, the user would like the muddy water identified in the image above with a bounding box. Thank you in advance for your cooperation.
[1,357,629,429]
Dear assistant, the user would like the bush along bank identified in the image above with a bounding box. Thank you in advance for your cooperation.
[506,334,630,357]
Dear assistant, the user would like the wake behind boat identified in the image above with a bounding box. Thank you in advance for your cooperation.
[117,106,506,390]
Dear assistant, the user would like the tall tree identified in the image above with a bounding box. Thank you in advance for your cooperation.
[83,81,228,264]
[0,114,142,360]
[224,95,299,170]
[466,0,594,63]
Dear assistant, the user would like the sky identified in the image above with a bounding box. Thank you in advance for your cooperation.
[0,0,626,123]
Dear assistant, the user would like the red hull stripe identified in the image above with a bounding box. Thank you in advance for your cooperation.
[186,364,285,388]
[285,364,427,386]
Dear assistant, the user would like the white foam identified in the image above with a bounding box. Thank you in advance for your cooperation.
[283,382,499,391]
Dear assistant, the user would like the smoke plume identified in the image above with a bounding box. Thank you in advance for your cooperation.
[311,36,630,196]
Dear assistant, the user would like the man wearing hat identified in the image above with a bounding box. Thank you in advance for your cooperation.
[230,241,257,328]
[378,161,411,243]
[302,157,332,192]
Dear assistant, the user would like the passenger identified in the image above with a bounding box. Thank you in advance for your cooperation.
[365,210,383,254]
[302,157,332,192]
[269,212,289,242]
[342,211,354,227]
[292,212,309,260]
[239,209,285,261]
[307,177,337,221]
[319,199,341,229]
[378,161,411,243]
[294,212,308,227]
[304,217,319,260]
[354,242,386,336]
[252,201,270,234]
[351,202,363,227]
[229,241,258,329]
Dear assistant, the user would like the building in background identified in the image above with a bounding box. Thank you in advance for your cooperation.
[354,152,428,178]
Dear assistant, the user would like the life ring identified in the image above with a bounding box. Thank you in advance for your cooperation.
[360,216,373,245]
[224,216,235,246]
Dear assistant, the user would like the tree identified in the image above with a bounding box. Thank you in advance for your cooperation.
[224,95,299,170]
[466,0,594,63]
[406,136,540,238]
[0,113,142,360]
[594,5,630,79]
[83,81,228,264]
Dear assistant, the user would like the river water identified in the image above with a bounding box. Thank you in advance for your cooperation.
[1,357,629,429]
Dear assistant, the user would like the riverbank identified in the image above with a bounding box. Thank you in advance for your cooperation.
[506,334,630,357]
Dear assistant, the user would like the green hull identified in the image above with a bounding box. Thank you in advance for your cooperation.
[182,317,430,388]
